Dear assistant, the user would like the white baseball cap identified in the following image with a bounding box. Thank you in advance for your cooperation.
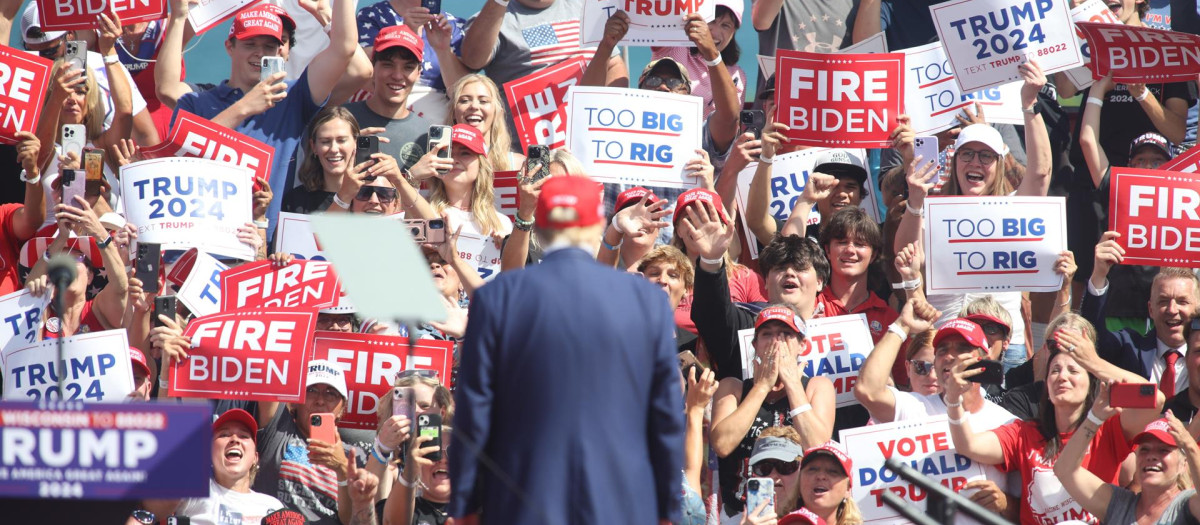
[21,3,67,46]
[954,124,1009,155]
[306,359,348,399]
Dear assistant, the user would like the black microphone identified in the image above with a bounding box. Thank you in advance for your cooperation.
[46,253,78,292]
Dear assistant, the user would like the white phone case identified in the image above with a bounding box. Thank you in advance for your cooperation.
[61,124,86,161]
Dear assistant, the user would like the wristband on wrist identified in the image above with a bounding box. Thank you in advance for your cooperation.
[1086,96,1104,107]
[19,169,39,185]
[332,193,351,209]
[702,54,722,67]
[601,236,623,251]
[96,235,114,250]
[514,215,535,232]
[396,470,416,488]
[901,278,921,290]
[493,0,510,6]
[103,54,120,65]
[373,436,394,454]
[1135,90,1150,102]
[887,322,908,341]
[945,397,963,408]
[1086,410,1105,427]
[948,412,968,426]
[759,152,775,164]
[337,478,348,488]
[370,444,389,465]
[788,404,812,419]
[905,202,924,217]
[158,376,168,390]
[610,214,625,235]
[253,219,269,229]
[699,255,723,265]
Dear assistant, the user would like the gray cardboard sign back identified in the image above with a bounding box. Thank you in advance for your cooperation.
[309,214,447,324]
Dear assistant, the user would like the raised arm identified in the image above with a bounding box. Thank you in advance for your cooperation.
[1129,82,1190,145]
[1053,381,1117,521]
[12,132,45,241]
[155,0,193,109]
[582,12,627,87]
[690,13,736,151]
[684,368,717,493]
[709,377,764,457]
[1015,61,1051,197]
[779,342,836,448]
[500,173,542,272]
[62,197,128,329]
[851,0,882,43]
[305,0,358,104]
[745,120,788,245]
[751,0,785,31]
[459,0,507,70]
[892,154,936,254]
[945,355,1007,465]
[96,10,133,150]
[854,292,938,422]
[1079,75,1113,189]
[781,172,837,238]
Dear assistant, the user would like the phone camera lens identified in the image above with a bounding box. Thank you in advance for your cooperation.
[748,480,759,490]
[311,415,321,426]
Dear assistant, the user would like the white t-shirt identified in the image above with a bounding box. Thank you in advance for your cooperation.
[442,206,513,238]
[889,386,1020,501]
[174,478,285,525]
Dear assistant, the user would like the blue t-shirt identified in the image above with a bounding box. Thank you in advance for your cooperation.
[174,70,326,240]
[356,1,465,92]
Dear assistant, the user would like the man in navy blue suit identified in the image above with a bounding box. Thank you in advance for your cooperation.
[449,176,684,525]
[1081,231,1199,399]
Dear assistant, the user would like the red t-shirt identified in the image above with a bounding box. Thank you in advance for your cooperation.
[43,300,106,339]
[0,204,26,296]
[675,265,768,334]
[992,415,1131,525]
[813,287,903,384]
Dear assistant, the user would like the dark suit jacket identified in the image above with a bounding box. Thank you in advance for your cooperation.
[1080,282,1157,379]
[449,248,683,524]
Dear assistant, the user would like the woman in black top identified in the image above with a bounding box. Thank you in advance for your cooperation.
[283,106,361,214]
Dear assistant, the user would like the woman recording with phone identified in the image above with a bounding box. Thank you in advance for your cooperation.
[947,312,1165,524]
[406,124,511,239]
[378,374,455,525]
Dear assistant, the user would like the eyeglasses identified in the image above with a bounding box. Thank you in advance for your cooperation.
[752,459,800,477]
[306,385,343,402]
[396,369,439,381]
[640,75,689,93]
[355,186,398,203]
[908,360,935,376]
[956,149,999,165]
[317,315,354,329]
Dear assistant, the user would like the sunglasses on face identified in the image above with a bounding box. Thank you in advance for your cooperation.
[908,360,935,376]
[355,186,398,203]
[396,369,439,381]
[752,459,800,477]
[979,322,1008,337]
[956,149,999,165]
[640,75,688,92]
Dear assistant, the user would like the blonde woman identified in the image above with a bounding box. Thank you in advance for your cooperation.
[448,74,523,171]
[409,124,511,238]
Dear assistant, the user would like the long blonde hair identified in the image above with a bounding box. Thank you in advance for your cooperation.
[939,146,1012,197]
[47,59,104,143]
[427,150,505,236]
[447,74,517,171]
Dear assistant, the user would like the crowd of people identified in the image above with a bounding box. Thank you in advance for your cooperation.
[5,0,1200,523]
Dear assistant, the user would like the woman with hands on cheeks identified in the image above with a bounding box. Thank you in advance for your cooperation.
[947,312,1164,525]
[1057,400,1200,524]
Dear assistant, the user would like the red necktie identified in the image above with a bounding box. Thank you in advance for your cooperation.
[1161,351,1180,398]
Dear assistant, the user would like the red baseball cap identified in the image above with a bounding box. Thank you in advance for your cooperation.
[615,187,657,212]
[374,25,424,62]
[129,347,151,378]
[536,176,605,229]
[672,188,728,225]
[779,509,827,525]
[1133,418,1176,447]
[213,408,259,443]
[755,306,806,337]
[451,124,486,155]
[802,441,853,487]
[229,8,285,42]
[963,313,1010,332]
[254,2,296,32]
[932,318,988,350]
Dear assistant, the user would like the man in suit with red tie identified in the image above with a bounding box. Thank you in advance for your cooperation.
[449,176,683,525]
[1081,231,1200,399]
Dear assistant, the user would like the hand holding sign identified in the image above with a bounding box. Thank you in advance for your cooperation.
[95,8,123,57]
[683,12,720,61]
[1017,59,1048,108]
[601,10,631,48]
